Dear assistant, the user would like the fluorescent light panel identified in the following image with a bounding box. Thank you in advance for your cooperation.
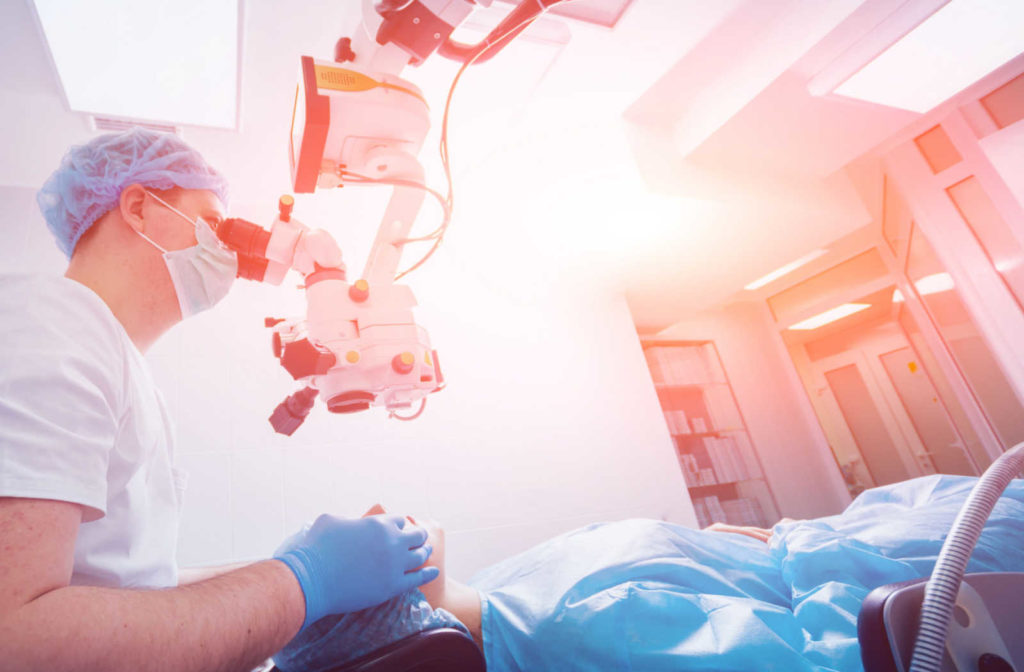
[788,303,871,330]
[744,249,828,291]
[893,272,954,302]
[32,0,239,128]
[833,0,1024,113]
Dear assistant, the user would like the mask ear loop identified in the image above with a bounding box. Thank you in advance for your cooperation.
[146,189,199,228]
[144,189,210,255]
[136,230,170,254]
[128,190,181,254]
[145,189,228,252]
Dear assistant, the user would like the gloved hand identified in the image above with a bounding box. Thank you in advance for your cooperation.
[274,513,439,629]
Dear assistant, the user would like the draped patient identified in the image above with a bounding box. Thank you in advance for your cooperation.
[274,476,1024,672]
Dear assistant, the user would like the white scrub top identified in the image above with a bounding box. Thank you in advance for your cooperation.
[0,274,185,589]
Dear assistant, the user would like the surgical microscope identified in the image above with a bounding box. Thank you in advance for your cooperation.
[215,0,562,436]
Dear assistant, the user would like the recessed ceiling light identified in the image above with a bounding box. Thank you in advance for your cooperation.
[744,249,828,291]
[31,0,241,129]
[831,0,1024,113]
[917,272,955,295]
[788,303,871,330]
[892,272,954,302]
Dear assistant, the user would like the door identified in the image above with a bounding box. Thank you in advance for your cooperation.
[816,350,922,487]
[809,332,978,488]
[877,346,977,475]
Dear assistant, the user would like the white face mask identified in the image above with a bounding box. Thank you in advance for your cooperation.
[136,191,238,319]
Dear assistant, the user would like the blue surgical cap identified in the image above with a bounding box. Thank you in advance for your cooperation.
[37,127,230,258]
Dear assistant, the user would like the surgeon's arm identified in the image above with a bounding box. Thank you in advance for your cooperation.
[0,497,436,672]
[0,496,303,672]
[178,561,254,586]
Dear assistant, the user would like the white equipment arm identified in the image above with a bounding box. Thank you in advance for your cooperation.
[222,0,560,433]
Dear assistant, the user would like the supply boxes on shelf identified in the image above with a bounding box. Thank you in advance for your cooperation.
[642,339,780,528]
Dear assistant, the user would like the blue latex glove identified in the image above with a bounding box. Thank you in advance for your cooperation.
[274,513,439,629]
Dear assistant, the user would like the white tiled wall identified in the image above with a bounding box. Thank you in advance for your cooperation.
[0,185,696,581]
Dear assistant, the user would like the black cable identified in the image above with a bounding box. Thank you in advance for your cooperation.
[394,5,556,280]
[339,170,450,243]
[335,170,448,280]
[395,236,443,280]
[389,397,427,421]
[345,3,564,281]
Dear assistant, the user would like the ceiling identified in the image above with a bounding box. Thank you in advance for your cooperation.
[1,0,1016,333]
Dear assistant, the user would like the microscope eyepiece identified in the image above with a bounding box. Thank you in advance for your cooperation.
[219,217,271,258]
[219,218,273,281]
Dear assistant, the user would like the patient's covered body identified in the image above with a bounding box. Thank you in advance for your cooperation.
[475,475,1024,671]
[277,475,1024,672]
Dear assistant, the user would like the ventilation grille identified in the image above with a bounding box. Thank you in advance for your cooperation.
[495,0,635,28]
[91,116,181,136]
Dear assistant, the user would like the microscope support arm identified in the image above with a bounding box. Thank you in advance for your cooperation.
[360,154,428,287]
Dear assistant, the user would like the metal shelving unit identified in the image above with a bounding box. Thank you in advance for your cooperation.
[641,339,780,528]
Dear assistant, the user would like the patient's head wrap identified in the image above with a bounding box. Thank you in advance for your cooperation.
[37,127,230,258]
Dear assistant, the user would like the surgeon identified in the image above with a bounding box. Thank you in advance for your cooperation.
[0,128,438,671]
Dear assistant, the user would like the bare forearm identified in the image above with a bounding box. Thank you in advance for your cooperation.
[0,560,303,672]
[179,561,255,586]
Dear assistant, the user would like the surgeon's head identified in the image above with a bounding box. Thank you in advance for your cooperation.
[38,127,229,258]
[38,128,235,348]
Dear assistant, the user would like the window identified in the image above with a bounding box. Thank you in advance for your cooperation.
[980,72,1024,129]
[915,126,962,174]
[946,176,1024,310]
[906,224,1024,449]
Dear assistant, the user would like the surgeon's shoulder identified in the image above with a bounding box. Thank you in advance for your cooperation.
[0,274,129,369]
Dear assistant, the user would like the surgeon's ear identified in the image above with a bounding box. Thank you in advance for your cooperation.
[119,183,148,234]
[362,503,387,517]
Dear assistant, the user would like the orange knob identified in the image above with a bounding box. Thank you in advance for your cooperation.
[349,279,370,302]
[278,194,294,222]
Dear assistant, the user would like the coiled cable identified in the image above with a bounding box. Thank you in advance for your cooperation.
[909,441,1024,672]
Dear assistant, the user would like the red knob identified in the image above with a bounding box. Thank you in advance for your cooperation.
[392,352,415,375]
